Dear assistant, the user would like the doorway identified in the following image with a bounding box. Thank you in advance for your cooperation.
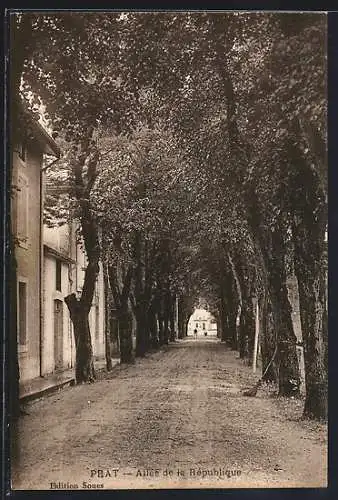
[54,299,64,371]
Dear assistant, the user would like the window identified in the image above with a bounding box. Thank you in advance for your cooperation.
[95,304,100,340]
[56,259,62,291]
[18,281,27,346]
[202,323,205,330]
[17,174,29,243]
[18,141,27,162]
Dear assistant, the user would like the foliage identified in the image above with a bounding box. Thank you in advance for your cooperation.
[13,11,327,410]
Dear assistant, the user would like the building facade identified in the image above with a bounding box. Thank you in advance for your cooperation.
[187,308,217,337]
[42,222,106,376]
[12,106,106,390]
[42,223,75,375]
[12,105,61,383]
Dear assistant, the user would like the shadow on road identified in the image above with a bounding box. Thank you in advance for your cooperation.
[170,336,221,347]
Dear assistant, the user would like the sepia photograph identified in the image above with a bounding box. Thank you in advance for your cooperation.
[7,9,327,491]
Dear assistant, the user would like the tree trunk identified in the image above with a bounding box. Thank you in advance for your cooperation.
[65,135,101,383]
[133,231,154,357]
[260,295,278,383]
[184,317,190,338]
[164,316,170,344]
[222,278,238,350]
[118,308,133,364]
[232,253,255,361]
[228,253,242,351]
[239,297,252,360]
[228,307,238,350]
[104,317,112,372]
[219,294,228,343]
[292,210,327,417]
[177,296,194,338]
[268,246,300,396]
[161,288,170,344]
[246,186,300,394]
[177,298,188,338]
[246,298,256,364]
[135,305,149,357]
[65,251,99,383]
[177,298,184,339]
[107,261,134,364]
[169,295,176,342]
[65,293,95,383]
[216,317,221,339]
[224,273,239,350]
[238,311,246,359]
[289,146,327,419]
[148,300,159,348]
[158,311,165,345]
[103,264,112,371]
[297,273,327,419]
[240,306,252,363]
[73,316,95,383]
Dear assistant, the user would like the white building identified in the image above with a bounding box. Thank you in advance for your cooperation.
[42,222,106,376]
[12,104,61,384]
[187,308,217,337]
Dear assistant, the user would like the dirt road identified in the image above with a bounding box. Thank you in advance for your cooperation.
[11,338,327,490]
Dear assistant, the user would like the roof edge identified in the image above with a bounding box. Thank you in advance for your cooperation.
[15,100,61,158]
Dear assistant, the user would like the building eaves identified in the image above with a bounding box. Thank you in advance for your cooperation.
[16,100,61,158]
[43,244,75,265]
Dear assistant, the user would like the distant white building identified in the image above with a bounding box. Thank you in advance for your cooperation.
[187,308,217,337]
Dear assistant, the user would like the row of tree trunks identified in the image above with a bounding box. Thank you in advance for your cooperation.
[229,240,299,393]
[210,20,302,401]
[216,190,325,416]
[134,237,177,356]
[212,17,325,418]
[259,225,301,397]
[232,254,256,364]
[214,228,300,395]
[135,288,177,353]
[105,232,180,362]
[245,182,301,396]
[290,150,327,420]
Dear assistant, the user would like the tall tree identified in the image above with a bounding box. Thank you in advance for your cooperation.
[18,12,140,381]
